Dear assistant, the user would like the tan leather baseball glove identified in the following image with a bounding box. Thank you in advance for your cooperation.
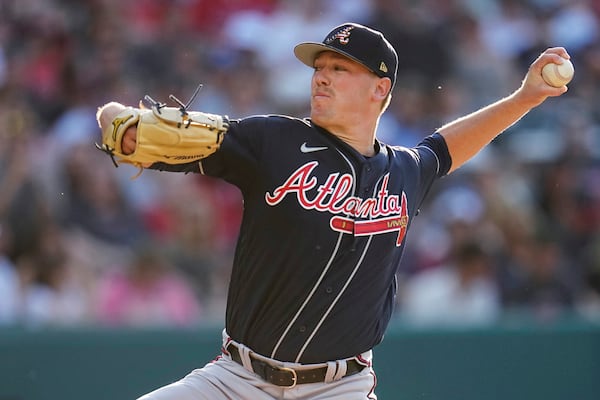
[96,95,228,172]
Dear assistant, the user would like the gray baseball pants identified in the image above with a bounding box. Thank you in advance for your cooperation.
[136,332,377,400]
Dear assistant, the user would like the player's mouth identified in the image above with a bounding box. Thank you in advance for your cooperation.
[312,90,331,100]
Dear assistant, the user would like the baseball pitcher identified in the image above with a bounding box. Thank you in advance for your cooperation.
[97,22,570,400]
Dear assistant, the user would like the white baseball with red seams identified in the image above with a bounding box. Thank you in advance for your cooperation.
[541,57,574,87]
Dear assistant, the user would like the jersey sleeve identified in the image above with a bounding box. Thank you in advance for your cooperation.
[198,116,268,188]
[415,132,452,178]
[148,116,271,190]
[401,132,452,214]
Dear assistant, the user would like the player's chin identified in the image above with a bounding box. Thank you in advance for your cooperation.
[309,109,329,126]
[310,99,331,117]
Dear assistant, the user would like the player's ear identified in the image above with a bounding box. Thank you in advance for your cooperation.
[373,77,392,101]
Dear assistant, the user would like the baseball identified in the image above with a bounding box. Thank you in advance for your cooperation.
[541,57,574,87]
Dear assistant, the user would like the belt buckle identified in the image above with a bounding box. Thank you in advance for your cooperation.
[278,366,298,389]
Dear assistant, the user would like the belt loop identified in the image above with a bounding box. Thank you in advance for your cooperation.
[221,329,232,354]
[324,361,337,383]
[222,329,229,344]
[333,359,347,381]
[356,351,372,367]
[238,345,254,373]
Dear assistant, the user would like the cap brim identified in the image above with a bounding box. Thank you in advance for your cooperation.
[294,42,375,74]
[294,42,331,67]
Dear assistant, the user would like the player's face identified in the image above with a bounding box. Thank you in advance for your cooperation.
[310,52,381,129]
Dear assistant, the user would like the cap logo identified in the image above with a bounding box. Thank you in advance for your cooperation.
[379,62,388,73]
[325,25,354,45]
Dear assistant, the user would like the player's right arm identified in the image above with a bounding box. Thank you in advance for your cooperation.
[438,47,570,174]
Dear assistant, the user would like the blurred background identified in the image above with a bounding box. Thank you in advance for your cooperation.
[0,0,599,399]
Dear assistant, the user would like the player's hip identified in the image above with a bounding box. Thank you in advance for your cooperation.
[220,330,377,399]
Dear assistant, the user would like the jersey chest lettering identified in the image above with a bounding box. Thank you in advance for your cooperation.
[264,161,409,246]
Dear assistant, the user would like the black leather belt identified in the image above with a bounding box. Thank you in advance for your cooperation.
[226,344,365,388]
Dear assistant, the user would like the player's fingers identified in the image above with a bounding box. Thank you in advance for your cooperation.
[122,127,137,155]
[530,48,570,77]
[542,47,570,61]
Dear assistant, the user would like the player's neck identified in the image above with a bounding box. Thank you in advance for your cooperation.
[322,121,378,157]
[314,127,375,156]
[340,134,377,157]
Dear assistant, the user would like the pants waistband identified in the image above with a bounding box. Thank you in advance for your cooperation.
[224,341,366,388]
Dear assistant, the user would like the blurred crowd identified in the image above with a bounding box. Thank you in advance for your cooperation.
[0,0,599,329]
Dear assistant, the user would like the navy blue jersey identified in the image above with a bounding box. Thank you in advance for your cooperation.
[152,115,451,363]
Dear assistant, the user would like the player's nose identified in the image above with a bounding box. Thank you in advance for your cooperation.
[313,68,331,86]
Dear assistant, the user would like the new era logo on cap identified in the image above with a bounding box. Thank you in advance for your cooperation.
[294,23,398,88]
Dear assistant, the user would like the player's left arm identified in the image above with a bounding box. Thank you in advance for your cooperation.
[438,47,571,174]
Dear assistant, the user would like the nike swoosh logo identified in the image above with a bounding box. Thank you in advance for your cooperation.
[300,142,328,153]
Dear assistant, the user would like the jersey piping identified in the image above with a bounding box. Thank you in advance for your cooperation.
[269,230,345,359]
[415,144,440,175]
[294,164,389,362]
[270,148,359,361]
[295,234,374,362]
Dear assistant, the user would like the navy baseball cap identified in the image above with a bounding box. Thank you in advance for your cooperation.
[294,23,398,88]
